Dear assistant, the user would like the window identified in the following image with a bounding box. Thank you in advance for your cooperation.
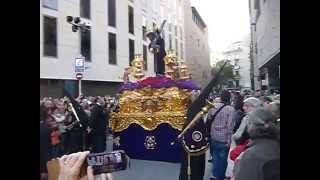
[235,71,239,76]
[179,26,182,39]
[80,0,90,19]
[168,23,172,32]
[180,43,183,59]
[81,30,91,61]
[129,39,135,64]
[142,16,147,41]
[128,6,134,34]
[169,34,172,49]
[143,45,148,70]
[175,39,178,57]
[43,16,57,57]
[174,25,177,36]
[254,0,261,18]
[108,33,117,64]
[108,0,116,27]
[42,0,58,10]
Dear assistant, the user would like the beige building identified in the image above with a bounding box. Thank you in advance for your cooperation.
[40,0,187,98]
[183,2,211,88]
[249,0,280,92]
[223,35,251,89]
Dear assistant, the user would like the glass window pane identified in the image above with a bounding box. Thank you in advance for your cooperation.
[143,45,148,70]
[80,0,90,19]
[42,0,58,10]
[129,39,135,64]
[175,39,178,57]
[128,6,134,34]
[142,16,146,41]
[169,34,172,49]
[180,43,183,59]
[43,16,57,57]
[81,30,91,61]
[108,0,116,27]
[108,33,117,64]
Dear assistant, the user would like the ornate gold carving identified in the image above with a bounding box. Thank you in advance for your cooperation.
[178,60,191,80]
[111,87,192,132]
[130,54,145,81]
[164,50,179,79]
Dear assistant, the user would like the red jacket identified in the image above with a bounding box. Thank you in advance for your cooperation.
[230,139,250,161]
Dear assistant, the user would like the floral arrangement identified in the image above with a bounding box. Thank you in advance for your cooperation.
[118,75,200,93]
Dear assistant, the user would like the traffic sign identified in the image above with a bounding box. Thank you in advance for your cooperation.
[76,73,83,80]
[75,57,85,73]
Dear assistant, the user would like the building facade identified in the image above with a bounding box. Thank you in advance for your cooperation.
[40,0,187,98]
[183,2,211,88]
[249,0,280,92]
[223,35,252,89]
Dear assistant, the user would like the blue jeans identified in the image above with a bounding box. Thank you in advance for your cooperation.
[210,140,230,180]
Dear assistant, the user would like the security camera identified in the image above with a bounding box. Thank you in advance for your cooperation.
[74,17,81,24]
[72,25,79,32]
[66,16,73,23]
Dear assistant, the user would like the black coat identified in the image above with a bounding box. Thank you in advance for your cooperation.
[40,123,52,173]
[89,104,109,153]
[90,104,108,134]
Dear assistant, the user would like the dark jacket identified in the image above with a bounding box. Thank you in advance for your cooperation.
[40,122,53,173]
[90,104,108,134]
[234,138,280,180]
[233,110,245,133]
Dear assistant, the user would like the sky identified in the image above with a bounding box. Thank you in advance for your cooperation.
[190,0,250,63]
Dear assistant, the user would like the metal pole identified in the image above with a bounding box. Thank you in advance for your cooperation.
[187,153,191,180]
[78,79,82,96]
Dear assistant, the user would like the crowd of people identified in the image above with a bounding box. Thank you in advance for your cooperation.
[206,89,280,180]
[40,95,119,180]
[39,90,280,180]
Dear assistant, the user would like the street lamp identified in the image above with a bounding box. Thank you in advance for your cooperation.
[66,16,91,96]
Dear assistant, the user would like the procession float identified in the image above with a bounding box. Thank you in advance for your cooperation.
[110,50,201,163]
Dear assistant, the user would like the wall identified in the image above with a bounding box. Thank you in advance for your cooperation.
[252,0,280,69]
[184,0,211,88]
[40,0,186,81]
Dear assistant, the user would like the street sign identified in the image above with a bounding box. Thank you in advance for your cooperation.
[75,57,85,73]
[76,73,83,80]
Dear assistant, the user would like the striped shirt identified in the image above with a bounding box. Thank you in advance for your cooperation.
[207,103,235,145]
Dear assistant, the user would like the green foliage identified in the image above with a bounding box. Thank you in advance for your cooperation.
[211,60,235,87]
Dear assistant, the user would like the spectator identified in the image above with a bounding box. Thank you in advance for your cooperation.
[225,94,245,179]
[207,90,235,180]
[233,97,263,145]
[267,101,280,120]
[232,95,245,133]
[262,96,273,107]
[40,120,52,180]
[89,99,108,153]
[51,126,62,158]
[233,108,280,180]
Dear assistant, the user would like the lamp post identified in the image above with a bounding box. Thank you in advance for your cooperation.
[66,16,91,96]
